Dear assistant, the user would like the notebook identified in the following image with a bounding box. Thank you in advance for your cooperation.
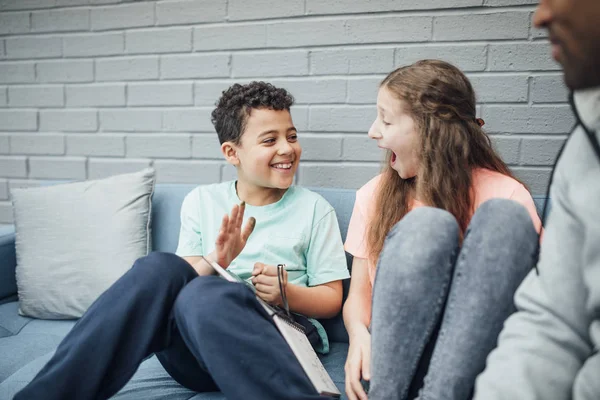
[201,257,342,398]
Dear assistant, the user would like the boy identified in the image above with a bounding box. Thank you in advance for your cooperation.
[15,82,350,400]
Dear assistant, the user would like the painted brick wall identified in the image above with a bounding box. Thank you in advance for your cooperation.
[0,0,571,223]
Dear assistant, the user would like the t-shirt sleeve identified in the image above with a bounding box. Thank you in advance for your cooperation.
[175,190,204,257]
[306,205,350,286]
[510,184,543,233]
[344,187,370,259]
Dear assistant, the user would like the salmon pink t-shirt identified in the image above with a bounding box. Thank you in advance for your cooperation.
[344,168,542,287]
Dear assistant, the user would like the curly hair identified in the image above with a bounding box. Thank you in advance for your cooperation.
[211,81,295,145]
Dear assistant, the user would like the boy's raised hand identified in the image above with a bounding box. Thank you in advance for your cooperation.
[214,202,256,269]
[251,263,288,306]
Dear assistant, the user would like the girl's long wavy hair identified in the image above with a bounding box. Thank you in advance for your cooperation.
[367,59,519,265]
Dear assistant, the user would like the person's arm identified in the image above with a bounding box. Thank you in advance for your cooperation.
[343,257,372,400]
[287,280,342,319]
[340,182,374,400]
[474,134,594,399]
[251,263,342,319]
[291,204,349,318]
[252,205,349,319]
[343,257,372,337]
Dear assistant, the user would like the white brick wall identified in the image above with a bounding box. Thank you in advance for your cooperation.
[9,85,65,107]
[0,135,8,153]
[0,62,36,83]
[10,134,65,155]
[0,0,571,223]
[63,32,124,57]
[0,179,8,200]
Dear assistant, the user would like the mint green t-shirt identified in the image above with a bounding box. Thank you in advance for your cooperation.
[175,181,350,353]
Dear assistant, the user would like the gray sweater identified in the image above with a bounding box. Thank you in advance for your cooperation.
[474,87,600,400]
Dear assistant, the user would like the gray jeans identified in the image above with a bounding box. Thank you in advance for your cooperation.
[369,199,539,400]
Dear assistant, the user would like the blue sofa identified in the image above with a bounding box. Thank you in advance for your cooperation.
[0,184,357,400]
[0,183,549,400]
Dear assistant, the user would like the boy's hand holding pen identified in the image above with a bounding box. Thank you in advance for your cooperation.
[251,263,288,307]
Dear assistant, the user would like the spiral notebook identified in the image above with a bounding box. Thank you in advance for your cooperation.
[202,257,341,398]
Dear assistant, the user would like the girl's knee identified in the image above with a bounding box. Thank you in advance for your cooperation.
[387,207,458,242]
[379,208,459,277]
[470,199,537,239]
[476,198,529,221]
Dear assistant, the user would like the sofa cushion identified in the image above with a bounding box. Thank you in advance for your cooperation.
[0,302,29,339]
[151,184,197,254]
[11,168,155,319]
[0,302,75,386]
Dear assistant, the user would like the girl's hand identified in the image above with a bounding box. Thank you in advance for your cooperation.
[345,325,371,400]
[214,202,256,269]
[251,263,288,306]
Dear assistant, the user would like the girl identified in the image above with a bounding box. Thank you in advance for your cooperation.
[342,60,542,400]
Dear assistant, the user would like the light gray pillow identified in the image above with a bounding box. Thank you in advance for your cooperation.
[11,168,155,319]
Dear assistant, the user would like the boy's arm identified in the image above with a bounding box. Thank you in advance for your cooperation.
[251,263,343,319]
[252,202,349,319]
[286,280,342,319]
[298,204,350,318]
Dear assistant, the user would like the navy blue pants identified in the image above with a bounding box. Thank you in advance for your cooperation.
[15,252,326,400]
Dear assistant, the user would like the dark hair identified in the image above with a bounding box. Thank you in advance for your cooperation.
[211,81,295,145]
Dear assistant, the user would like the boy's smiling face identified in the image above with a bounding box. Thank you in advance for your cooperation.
[227,107,301,197]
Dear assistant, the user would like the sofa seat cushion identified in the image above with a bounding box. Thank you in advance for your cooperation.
[0,302,29,338]
[0,302,76,386]
[0,300,349,399]
[117,342,348,400]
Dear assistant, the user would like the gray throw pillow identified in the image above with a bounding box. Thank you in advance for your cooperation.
[11,168,155,319]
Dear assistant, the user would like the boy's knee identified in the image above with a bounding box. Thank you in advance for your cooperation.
[174,276,248,323]
[132,252,195,284]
